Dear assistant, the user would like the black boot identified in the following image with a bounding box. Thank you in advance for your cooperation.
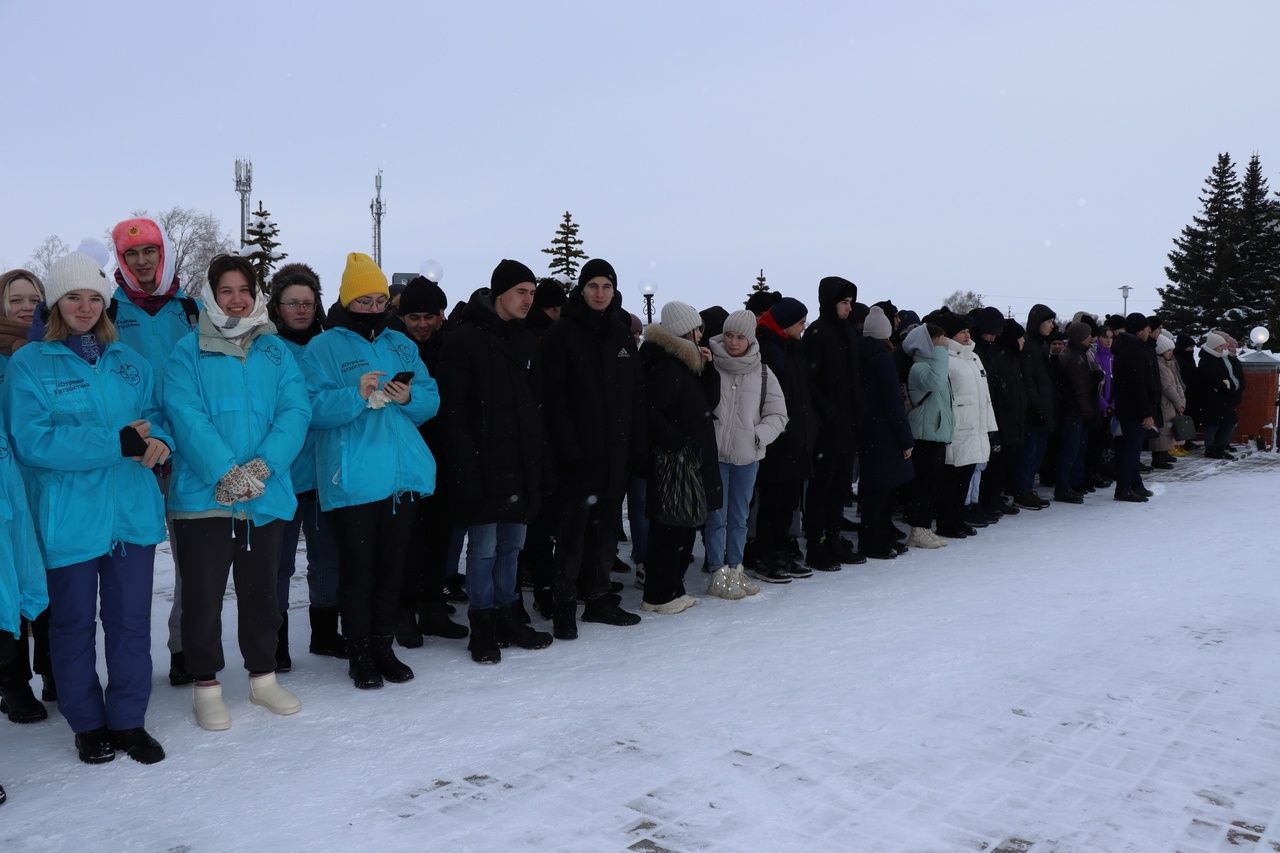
[533,586,555,621]
[0,783,6,805]
[509,592,532,626]
[468,610,502,664]
[168,651,195,687]
[581,598,641,626]
[346,638,383,690]
[418,599,468,639]
[498,604,553,650]
[40,673,56,703]
[75,726,116,765]
[308,606,347,658]
[110,727,165,764]
[0,675,47,724]
[371,636,414,683]
[275,611,292,673]
[394,604,423,649]
[552,602,578,640]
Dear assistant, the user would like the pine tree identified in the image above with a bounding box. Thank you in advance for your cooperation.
[1235,153,1280,347]
[1158,153,1242,336]
[239,201,286,295]
[751,268,769,293]
[541,211,586,291]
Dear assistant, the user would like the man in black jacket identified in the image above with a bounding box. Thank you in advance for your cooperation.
[1053,322,1099,503]
[1013,303,1057,508]
[801,276,861,569]
[436,261,555,663]
[1111,313,1158,502]
[541,259,645,637]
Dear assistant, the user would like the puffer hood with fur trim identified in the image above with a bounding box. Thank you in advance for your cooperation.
[642,321,705,373]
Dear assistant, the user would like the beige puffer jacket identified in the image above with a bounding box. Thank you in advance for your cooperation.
[708,335,789,465]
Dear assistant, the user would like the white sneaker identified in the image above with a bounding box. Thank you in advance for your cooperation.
[907,527,945,550]
[707,567,746,600]
[249,672,301,716]
[676,594,699,609]
[194,683,231,731]
[730,565,760,596]
[641,596,695,615]
[634,563,646,590]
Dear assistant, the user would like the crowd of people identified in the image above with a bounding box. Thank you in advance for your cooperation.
[0,216,1250,799]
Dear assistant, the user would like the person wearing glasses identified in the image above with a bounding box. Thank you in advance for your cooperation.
[301,253,440,690]
[266,264,346,666]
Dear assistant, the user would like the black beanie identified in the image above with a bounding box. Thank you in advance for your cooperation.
[397,276,447,316]
[490,259,536,300]
[579,258,617,288]
[873,299,899,322]
[1124,312,1150,335]
[972,306,1006,337]
[938,311,971,339]
[533,278,567,309]
[1105,313,1126,332]
[744,290,782,315]
[700,305,729,339]
[769,297,808,329]
[1175,333,1194,351]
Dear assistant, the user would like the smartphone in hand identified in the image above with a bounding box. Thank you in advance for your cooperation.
[389,371,415,385]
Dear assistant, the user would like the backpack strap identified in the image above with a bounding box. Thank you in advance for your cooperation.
[178,297,200,329]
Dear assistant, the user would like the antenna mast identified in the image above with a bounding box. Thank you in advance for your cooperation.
[234,158,253,245]
[370,170,386,267]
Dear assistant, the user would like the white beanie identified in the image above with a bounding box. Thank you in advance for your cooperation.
[1155,334,1174,356]
[1203,331,1227,353]
[863,305,892,340]
[659,300,702,337]
[721,309,757,343]
[43,251,113,307]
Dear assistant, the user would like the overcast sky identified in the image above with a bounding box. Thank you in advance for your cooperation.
[2,0,1277,325]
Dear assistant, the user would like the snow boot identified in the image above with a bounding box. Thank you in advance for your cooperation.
[394,604,424,649]
[581,598,642,626]
[729,565,760,596]
[346,638,384,690]
[372,636,414,683]
[498,604,553,650]
[0,674,48,724]
[308,606,347,658]
[907,526,945,549]
[419,599,468,639]
[75,726,116,764]
[275,611,292,672]
[468,610,502,664]
[110,727,165,765]
[249,672,301,716]
[804,539,841,572]
[532,585,555,621]
[707,566,746,600]
[552,602,578,640]
[193,683,232,731]
[834,537,867,565]
[509,593,532,626]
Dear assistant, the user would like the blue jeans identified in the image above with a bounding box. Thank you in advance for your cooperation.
[704,461,760,569]
[464,523,526,611]
[46,544,155,733]
[1054,419,1087,496]
[1014,427,1049,493]
[277,490,341,609]
[1203,420,1236,453]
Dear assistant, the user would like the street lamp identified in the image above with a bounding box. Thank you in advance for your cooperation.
[419,259,444,283]
[1250,326,1270,347]
[1119,285,1132,315]
[639,279,658,324]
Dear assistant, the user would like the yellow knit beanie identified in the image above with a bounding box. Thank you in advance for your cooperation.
[339,252,389,307]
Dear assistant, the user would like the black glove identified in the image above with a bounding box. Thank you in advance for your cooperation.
[119,425,148,457]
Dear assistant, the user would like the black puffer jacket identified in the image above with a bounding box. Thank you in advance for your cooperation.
[993,331,1028,446]
[758,320,817,483]
[802,277,861,451]
[857,335,914,490]
[1022,304,1057,431]
[435,292,545,523]
[1197,349,1245,424]
[1111,331,1159,422]
[639,323,723,519]
[541,292,645,499]
[1055,341,1099,424]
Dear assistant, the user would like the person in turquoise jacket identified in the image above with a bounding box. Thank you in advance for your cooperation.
[301,252,439,690]
[266,263,344,667]
[0,413,48,807]
[5,250,170,767]
[902,320,954,550]
[163,254,310,732]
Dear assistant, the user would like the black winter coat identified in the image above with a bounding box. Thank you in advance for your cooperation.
[992,344,1028,447]
[802,290,861,451]
[1055,342,1099,424]
[1111,332,1159,423]
[1197,351,1245,424]
[1175,350,1202,425]
[1021,304,1057,431]
[758,324,817,483]
[856,336,914,490]
[975,337,1011,440]
[541,296,645,499]
[638,324,723,520]
[435,295,545,524]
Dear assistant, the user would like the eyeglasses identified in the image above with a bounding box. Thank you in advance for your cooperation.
[351,296,388,310]
[280,301,316,311]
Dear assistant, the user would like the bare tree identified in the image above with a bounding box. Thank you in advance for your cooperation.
[943,289,985,314]
[108,207,237,295]
[26,235,71,279]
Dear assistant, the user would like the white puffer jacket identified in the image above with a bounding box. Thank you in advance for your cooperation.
[708,335,789,465]
[945,337,998,466]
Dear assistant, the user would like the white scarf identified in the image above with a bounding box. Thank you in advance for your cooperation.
[199,279,272,340]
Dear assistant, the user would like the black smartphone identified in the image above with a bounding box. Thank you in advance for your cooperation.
[389,371,415,385]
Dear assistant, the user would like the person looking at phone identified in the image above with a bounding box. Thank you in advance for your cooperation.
[301,253,440,689]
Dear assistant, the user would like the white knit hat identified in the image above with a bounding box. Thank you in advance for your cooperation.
[721,309,758,343]
[1203,331,1227,353]
[43,251,113,307]
[863,305,892,340]
[660,300,702,337]
[1154,334,1174,355]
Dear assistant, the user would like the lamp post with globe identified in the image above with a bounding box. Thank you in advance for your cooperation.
[639,280,658,325]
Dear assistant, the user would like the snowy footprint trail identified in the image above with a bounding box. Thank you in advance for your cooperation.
[3,459,1280,852]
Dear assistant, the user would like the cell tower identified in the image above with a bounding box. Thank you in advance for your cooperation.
[234,158,253,245]
[370,170,386,267]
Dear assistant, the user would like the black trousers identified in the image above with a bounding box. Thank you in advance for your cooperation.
[938,463,976,530]
[906,440,946,529]
[174,517,285,679]
[400,494,449,607]
[523,503,557,593]
[979,446,1009,511]
[553,485,623,605]
[328,497,418,640]
[643,522,695,606]
[804,450,854,543]
[858,485,893,553]
[756,477,804,555]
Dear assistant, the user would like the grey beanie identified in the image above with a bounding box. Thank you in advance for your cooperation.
[863,305,892,340]
[721,309,758,343]
[660,300,702,336]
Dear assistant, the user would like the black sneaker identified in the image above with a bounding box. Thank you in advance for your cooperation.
[581,600,641,626]
[962,506,990,527]
[168,652,195,687]
[804,541,841,572]
[1013,492,1044,510]
[1054,492,1084,504]
[786,561,814,579]
[864,547,898,560]
[1114,489,1148,503]
[999,501,1020,516]
[748,559,793,584]
[935,525,970,539]
[75,727,116,765]
[111,728,165,765]
[834,538,866,565]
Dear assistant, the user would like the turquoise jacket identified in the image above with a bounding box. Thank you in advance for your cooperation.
[163,318,311,524]
[4,341,170,569]
[0,352,9,421]
[301,326,439,511]
[907,344,955,443]
[112,290,200,419]
[0,424,48,639]
[279,336,319,494]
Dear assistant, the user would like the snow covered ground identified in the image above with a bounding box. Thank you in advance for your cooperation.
[4,455,1280,852]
